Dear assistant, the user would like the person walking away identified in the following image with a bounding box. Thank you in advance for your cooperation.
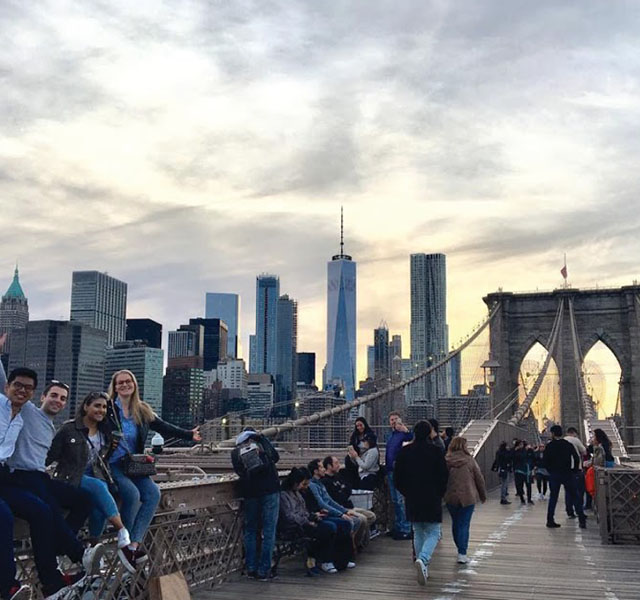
[491,442,513,504]
[564,427,587,517]
[394,420,448,586]
[231,428,280,580]
[46,392,135,572]
[533,444,549,500]
[444,436,487,564]
[512,441,534,505]
[385,411,413,539]
[544,425,586,529]
[347,433,379,490]
[106,369,200,568]
[443,427,455,452]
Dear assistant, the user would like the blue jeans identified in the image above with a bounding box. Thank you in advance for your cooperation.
[111,462,161,544]
[387,471,411,535]
[81,475,120,537]
[447,504,475,555]
[500,474,509,501]
[412,522,441,564]
[243,492,279,576]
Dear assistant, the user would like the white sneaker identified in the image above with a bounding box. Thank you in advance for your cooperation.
[457,554,469,564]
[320,562,338,574]
[347,561,356,569]
[117,528,131,549]
[415,558,428,585]
[82,543,106,576]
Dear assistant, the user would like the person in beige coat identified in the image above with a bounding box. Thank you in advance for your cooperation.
[444,437,487,564]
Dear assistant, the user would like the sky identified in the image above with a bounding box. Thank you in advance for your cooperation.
[2,1,640,393]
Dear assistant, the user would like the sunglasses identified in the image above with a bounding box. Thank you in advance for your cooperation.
[87,392,109,401]
[48,379,70,391]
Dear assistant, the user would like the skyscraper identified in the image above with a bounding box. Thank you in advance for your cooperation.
[325,211,356,401]
[167,322,205,368]
[410,253,448,403]
[188,318,228,372]
[374,324,390,382]
[254,274,279,375]
[126,318,162,349]
[249,334,257,373]
[9,320,107,424]
[390,334,402,361]
[274,294,297,417]
[70,271,127,347]
[205,293,240,359]
[297,352,316,385]
[0,266,29,366]
[105,341,164,416]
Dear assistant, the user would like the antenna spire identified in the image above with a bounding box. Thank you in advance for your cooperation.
[340,206,344,256]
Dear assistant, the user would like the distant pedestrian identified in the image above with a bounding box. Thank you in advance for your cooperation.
[443,427,455,452]
[491,442,513,504]
[564,427,587,517]
[394,420,448,586]
[512,440,534,505]
[533,444,549,500]
[444,437,486,564]
[544,425,586,529]
[428,419,446,453]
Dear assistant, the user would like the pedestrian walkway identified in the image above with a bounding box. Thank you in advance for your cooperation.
[194,488,640,600]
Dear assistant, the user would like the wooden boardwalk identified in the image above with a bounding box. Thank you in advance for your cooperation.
[194,489,640,600]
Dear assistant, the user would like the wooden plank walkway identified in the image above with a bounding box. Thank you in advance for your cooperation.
[194,489,640,600]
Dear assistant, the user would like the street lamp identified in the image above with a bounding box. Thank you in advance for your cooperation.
[481,356,500,417]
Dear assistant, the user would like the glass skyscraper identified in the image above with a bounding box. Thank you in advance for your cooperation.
[205,293,239,358]
[325,223,356,402]
[254,274,279,376]
[274,294,297,417]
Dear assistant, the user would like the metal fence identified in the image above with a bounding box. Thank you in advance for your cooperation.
[594,465,640,544]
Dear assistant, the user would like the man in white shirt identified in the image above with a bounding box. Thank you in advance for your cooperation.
[564,427,587,518]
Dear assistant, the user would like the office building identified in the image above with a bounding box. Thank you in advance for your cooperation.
[366,345,375,380]
[162,367,204,429]
[390,334,402,361]
[205,293,239,358]
[216,358,248,397]
[105,341,164,416]
[254,274,279,375]
[126,318,162,349]
[247,373,274,418]
[0,266,29,366]
[189,318,228,371]
[168,322,204,365]
[325,211,356,401]
[450,352,462,397]
[70,271,127,346]
[9,320,107,424]
[297,352,316,385]
[374,324,390,382]
[249,334,257,373]
[410,253,448,403]
[275,294,297,417]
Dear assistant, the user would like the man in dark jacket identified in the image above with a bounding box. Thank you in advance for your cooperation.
[231,428,280,580]
[385,411,413,539]
[394,420,448,586]
[543,425,586,529]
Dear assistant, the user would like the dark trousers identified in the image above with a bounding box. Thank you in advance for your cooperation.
[11,469,91,533]
[564,471,585,516]
[547,472,585,524]
[514,472,532,502]
[0,495,18,597]
[322,517,354,568]
[535,473,548,495]
[303,521,336,563]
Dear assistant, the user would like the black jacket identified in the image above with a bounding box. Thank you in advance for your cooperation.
[393,441,449,523]
[106,399,194,455]
[544,439,580,473]
[492,448,513,474]
[46,416,114,487]
[321,473,353,509]
[231,435,280,499]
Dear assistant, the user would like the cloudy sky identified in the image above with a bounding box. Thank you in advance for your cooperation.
[2,1,639,393]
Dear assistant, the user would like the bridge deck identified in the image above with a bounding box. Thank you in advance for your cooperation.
[195,489,640,600]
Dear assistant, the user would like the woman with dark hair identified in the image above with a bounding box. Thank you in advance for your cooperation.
[349,417,375,453]
[47,392,135,572]
[347,433,379,490]
[592,428,615,468]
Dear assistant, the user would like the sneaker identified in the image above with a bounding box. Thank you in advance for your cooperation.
[392,531,412,540]
[579,518,587,529]
[567,513,576,519]
[43,572,86,600]
[500,499,511,505]
[415,559,428,585]
[7,584,30,600]
[546,521,561,528]
[457,554,469,564]
[528,500,535,505]
[132,547,148,565]
[117,528,131,549]
[257,571,277,582]
[117,546,138,574]
[320,562,338,574]
[246,571,257,579]
[82,543,106,576]
[347,561,356,569]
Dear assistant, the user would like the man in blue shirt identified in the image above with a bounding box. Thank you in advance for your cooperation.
[385,411,413,539]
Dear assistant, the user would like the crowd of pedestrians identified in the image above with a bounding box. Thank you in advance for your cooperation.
[0,357,200,600]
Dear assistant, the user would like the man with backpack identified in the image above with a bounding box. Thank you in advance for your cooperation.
[231,428,280,581]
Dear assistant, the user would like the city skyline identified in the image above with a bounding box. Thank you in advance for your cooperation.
[2,2,640,387]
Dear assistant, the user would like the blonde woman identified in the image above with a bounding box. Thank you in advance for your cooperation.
[444,437,486,564]
[106,370,201,568]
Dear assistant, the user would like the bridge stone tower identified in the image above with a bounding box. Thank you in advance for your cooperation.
[484,285,640,445]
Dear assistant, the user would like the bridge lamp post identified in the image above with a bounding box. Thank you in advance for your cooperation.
[481,357,501,417]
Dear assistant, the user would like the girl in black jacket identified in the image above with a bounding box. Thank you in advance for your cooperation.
[106,370,201,567]
[47,392,136,572]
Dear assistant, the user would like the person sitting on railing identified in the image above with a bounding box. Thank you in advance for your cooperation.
[46,392,136,573]
[279,467,343,576]
[231,427,280,581]
[299,467,355,573]
[344,417,376,488]
[592,428,615,468]
[346,433,380,491]
[491,442,513,505]
[106,370,201,570]
[322,455,376,549]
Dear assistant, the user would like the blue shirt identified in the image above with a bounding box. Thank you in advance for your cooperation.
[109,398,139,463]
[8,401,55,472]
[385,429,413,471]
[309,478,347,517]
[0,394,24,464]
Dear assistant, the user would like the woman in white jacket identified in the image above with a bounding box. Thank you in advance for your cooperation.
[348,433,380,490]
